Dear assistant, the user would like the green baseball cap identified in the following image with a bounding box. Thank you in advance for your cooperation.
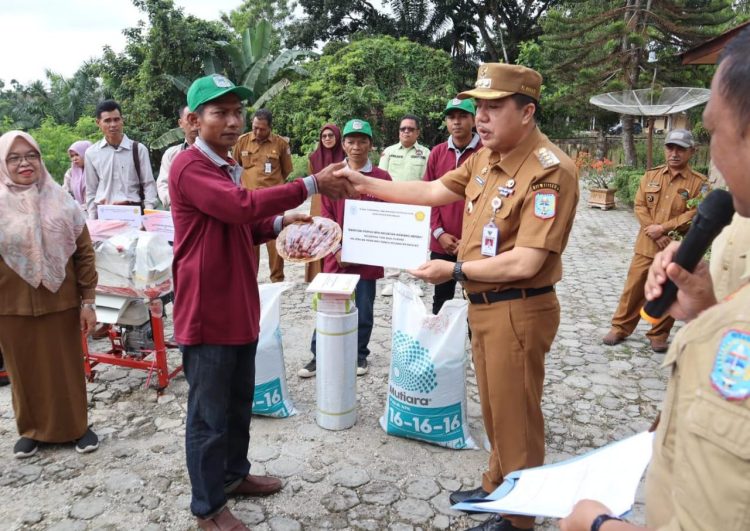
[186,74,253,111]
[342,119,373,138]
[444,97,476,116]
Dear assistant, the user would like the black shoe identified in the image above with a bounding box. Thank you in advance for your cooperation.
[297,359,316,378]
[356,358,368,376]
[465,514,533,531]
[0,374,9,386]
[449,486,489,505]
[75,428,99,454]
[13,437,38,459]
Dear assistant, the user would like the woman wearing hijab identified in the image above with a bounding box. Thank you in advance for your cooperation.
[0,131,99,458]
[62,140,92,212]
[305,124,345,282]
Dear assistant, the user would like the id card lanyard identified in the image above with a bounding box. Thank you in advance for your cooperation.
[264,158,272,174]
[481,196,502,257]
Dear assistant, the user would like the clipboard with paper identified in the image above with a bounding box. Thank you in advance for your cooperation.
[453,431,654,519]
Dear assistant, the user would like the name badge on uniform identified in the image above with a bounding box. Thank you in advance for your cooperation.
[474,175,485,186]
[481,221,499,257]
[264,161,272,174]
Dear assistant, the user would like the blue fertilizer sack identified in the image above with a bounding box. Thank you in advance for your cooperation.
[379,282,476,449]
[253,282,296,418]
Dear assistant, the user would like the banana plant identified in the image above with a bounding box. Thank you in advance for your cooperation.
[156,19,313,150]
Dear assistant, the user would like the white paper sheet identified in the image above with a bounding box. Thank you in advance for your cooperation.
[341,200,431,269]
[97,204,142,229]
[306,273,361,296]
[142,209,174,242]
[461,431,654,518]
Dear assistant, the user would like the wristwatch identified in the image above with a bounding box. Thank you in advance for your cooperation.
[591,514,623,531]
[81,302,96,311]
[452,261,468,282]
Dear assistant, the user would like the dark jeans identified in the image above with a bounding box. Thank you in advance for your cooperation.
[431,251,458,315]
[311,279,376,361]
[181,342,257,518]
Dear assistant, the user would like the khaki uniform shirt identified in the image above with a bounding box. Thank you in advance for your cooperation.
[645,280,750,530]
[440,127,579,294]
[379,141,430,183]
[710,213,750,300]
[633,165,708,258]
[232,132,293,190]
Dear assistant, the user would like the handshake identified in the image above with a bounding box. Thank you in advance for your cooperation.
[313,161,367,200]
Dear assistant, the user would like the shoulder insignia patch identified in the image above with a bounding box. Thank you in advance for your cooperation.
[533,191,557,219]
[710,329,750,401]
[536,147,560,169]
[531,182,561,193]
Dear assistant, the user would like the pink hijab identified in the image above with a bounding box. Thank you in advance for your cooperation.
[67,140,92,205]
[0,131,86,292]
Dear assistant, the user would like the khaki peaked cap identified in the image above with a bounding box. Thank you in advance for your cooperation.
[459,63,542,101]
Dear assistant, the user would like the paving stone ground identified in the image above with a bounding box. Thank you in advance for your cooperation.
[0,187,671,530]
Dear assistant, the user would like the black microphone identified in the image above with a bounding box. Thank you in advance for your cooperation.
[641,189,735,324]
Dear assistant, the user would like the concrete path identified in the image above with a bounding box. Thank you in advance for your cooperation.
[0,188,670,530]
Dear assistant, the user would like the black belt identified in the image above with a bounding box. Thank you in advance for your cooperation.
[464,285,554,304]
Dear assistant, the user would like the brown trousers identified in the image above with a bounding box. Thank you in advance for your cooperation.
[469,291,560,529]
[254,240,285,283]
[611,253,674,339]
[0,308,88,442]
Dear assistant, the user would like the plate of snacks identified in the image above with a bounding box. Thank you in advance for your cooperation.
[276,216,342,263]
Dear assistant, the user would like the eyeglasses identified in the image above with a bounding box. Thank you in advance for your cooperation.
[321,133,335,139]
[399,127,416,133]
[6,153,41,166]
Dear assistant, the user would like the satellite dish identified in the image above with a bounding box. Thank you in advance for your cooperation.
[589,87,710,168]
[589,87,710,116]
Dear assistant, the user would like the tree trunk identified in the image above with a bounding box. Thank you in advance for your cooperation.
[620,0,642,167]
[622,114,637,167]
[595,128,607,160]
[477,21,500,62]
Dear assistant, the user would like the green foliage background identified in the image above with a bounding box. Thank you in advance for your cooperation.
[30,117,100,183]
[268,36,458,155]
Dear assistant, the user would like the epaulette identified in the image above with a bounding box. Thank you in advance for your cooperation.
[535,147,560,169]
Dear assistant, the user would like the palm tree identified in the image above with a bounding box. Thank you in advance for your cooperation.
[156,19,312,149]
[46,62,103,126]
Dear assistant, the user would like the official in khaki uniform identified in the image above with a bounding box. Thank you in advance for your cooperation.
[378,114,430,183]
[340,63,579,531]
[603,130,708,353]
[232,108,293,282]
[560,26,750,531]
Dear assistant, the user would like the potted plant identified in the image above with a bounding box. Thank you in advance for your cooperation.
[576,152,617,210]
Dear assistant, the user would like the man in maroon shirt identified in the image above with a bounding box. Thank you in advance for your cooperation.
[423,97,482,314]
[298,119,393,378]
[169,74,356,531]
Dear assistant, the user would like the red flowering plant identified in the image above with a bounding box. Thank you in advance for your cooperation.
[575,151,616,190]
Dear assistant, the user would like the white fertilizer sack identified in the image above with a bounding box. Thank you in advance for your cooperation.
[253,282,296,418]
[380,282,476,449]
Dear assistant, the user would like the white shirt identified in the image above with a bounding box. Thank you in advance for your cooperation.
[84,134,158,218]
[156,141,188,208]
